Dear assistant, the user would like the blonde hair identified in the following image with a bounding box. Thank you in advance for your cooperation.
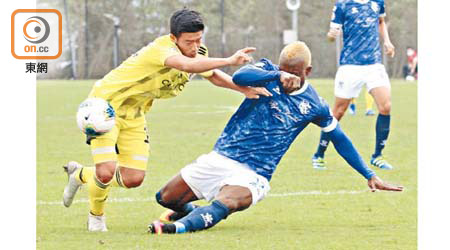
[279,41,312,67]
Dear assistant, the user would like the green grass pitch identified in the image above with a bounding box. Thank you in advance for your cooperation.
[37,79,416,250]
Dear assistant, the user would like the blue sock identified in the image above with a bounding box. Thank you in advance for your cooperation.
[314,131,330,158]
[155,191,198,221]
[180,203,197,214]
[349,103,356,113]
[155,191,195,212]
[174,200,229,233]
[373,114,390,158]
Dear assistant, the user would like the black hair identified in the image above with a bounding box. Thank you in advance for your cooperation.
[170,8,204,38]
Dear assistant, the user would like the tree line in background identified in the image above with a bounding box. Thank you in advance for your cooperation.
[38,0,417,79]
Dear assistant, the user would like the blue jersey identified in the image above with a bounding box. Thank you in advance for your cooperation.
[214,59,337,181]
[331,0,385,65]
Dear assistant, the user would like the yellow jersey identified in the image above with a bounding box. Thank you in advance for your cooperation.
[89,35,213,119]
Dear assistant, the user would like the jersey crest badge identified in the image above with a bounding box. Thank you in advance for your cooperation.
[351,7,359,14]
[299,100,311,115]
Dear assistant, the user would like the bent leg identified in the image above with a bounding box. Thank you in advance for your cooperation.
[155,174,199,221]
[173,185,252,233]
[88,161,116,216]
[73,166,94,184]
[156,174,199,210]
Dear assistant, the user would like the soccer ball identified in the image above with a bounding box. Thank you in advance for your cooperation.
[406,75,415,81]
[76,98,115,136]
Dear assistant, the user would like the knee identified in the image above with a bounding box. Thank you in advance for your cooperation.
[219,197,250,213]
[122,171,145,188]
[155,189,175,208]
[220,198,239,211]
[333,107,347,120]
[156,190,167,205]
[378,101,391,115]
[95,162,116,183]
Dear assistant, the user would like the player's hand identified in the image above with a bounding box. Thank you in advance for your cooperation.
[280,72,301,93]
[384,41,395,58]
[327,28,341,42]
[241,86,272,99]
[227,47,256,66]
[367,176,403,192]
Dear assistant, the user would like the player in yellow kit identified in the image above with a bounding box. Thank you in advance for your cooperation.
[62,8,271,232]
[348,91,375,116]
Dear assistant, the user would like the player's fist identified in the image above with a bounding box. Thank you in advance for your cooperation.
[327,28,341,42]
[241,86,273,99]
[280,71,301,93]
[384,41,395,58]
[367,176,403,192]
[227,47,256,66]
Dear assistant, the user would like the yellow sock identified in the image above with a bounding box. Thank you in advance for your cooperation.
[110,167,128,188]
[365,91,374,111]
[87,174,111,216]
[75,166,126,188]
[74,167,94,184]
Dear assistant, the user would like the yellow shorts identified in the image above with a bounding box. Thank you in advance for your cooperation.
[89,116,149,170]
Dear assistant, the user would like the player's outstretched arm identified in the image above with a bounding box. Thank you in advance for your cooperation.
[327,123,403,192]
[367,175,403,192]
[205,69,272,99]
[232,63,282,87]
[379,17,395,58]
[165,47,256,73]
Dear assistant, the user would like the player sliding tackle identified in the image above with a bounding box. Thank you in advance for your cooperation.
[148,41,403,235]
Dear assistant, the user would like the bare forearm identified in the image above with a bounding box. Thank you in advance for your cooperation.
[207,69,273,99]
[166,47,255,73]
[165,56,231,73]
[379,19,391,43]
[207,70,244,92]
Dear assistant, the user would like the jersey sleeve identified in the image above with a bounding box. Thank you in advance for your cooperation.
[312,97,338,132]
[142,40,181,67]
[197,45,214,78]
[379,0,386,17]
[232,60,281,87]
[330,0,345,29]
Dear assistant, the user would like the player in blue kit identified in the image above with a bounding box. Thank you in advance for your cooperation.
[312,0,396,170]
[147,41,403,234]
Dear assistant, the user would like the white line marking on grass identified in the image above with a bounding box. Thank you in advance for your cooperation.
[37,190,368,206]
[268,190,368,197]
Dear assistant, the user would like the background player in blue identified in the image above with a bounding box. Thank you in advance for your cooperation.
[147,41,403,235]
[312,0,396,170]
